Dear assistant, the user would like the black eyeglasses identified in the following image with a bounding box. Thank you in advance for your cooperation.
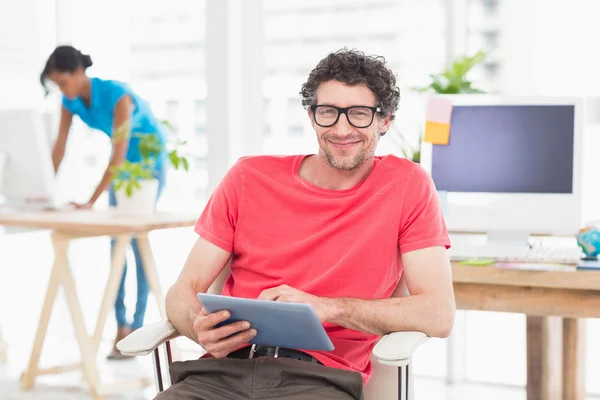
[309,105,382,128]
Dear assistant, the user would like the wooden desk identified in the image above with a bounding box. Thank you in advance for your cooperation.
[0,209,198,399]
[452,263,600,400]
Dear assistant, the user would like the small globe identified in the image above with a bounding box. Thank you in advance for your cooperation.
[576,226,600,258]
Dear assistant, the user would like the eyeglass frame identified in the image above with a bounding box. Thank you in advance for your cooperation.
[309,105,383,129]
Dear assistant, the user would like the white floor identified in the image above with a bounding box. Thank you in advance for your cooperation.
[0,227,597,400]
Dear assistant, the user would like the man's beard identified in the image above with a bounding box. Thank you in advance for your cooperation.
[322,148,367,170]
[319,135,377,171]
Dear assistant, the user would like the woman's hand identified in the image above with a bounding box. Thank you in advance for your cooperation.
[193,308,257,358]
[69,201,94,210]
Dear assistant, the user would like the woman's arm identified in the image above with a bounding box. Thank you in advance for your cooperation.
[51,106,73,173]
[79,95,132,208]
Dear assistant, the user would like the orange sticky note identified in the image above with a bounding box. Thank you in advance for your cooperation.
[424,121,450,145]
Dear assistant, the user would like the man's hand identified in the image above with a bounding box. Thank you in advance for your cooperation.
[193,308,257,358]
[257,284,336,323]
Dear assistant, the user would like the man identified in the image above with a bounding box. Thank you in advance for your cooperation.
[159,48,455,400]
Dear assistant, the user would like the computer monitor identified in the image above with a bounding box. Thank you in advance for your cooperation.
[420,95,584,242]
[0,108,56,208]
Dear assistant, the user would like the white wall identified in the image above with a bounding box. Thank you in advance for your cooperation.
[501,0,600,96]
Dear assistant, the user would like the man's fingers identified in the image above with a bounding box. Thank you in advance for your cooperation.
[275,295,297,303]
[194,310,229,332]
[207,320,252,343]
[257,287,282,301]
[210,329,258,358]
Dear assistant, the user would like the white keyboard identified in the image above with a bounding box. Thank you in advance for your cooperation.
[449,244,583,265]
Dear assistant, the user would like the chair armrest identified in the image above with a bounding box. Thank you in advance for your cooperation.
[372,331,429,367]
[117,320,181,356]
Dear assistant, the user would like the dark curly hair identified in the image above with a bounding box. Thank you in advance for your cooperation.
[300,48,400,134]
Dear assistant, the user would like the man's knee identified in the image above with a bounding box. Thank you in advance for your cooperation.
[153,388,175,400]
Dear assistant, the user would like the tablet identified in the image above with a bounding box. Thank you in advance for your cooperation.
[197,293,334,351]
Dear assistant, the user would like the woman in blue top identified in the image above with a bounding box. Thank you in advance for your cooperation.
[40,45,166,360]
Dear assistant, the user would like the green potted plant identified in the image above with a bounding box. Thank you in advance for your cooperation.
[394,49,489,163]
[110,120,189,214]
[414,49,488,95]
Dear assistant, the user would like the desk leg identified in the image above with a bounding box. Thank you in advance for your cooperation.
[562,318,585,400]
[92,235,131,351]
[136,233,166,319]
[56,235,103,396]
[21,233,68,389]
[526,316,563,400]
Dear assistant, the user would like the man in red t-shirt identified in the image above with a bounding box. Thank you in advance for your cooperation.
[158,49,455,400]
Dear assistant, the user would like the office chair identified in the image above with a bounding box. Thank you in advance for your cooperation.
[117,265,430,400]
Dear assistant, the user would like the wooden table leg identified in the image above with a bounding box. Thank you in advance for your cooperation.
[19,231,152,399]
[562,318,585,400]
[136,233,166,319]
[55,234,103,396]
[526,315,563,400]
[136,232,181,362]
[92,234,131,351]
[21,233,68,389]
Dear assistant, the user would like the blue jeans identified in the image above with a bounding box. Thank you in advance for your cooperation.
[108,166,166,330]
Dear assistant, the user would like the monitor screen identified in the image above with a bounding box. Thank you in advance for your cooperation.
[431,105,575,194]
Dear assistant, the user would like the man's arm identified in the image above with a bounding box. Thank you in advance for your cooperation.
[165,237,232,343]
[259,246,455,338]
[85,95,132,206]
[51,106,73,173]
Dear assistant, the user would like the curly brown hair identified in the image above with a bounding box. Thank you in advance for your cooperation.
[300,48,400,133]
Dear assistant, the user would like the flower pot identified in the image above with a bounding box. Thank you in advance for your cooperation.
[114,179,159,215]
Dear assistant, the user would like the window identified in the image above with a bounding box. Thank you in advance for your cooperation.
[465,0,503,92]
[194,99,206,136]
[128,0,207,210]
[165,100,180,132]
[262,0,447,157]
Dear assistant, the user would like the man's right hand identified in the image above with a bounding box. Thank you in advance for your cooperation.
[193,308,257,358]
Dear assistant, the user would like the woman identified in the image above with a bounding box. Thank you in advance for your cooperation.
[41,45,167,360]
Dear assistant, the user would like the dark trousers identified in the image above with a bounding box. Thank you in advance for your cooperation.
[154,357,364,400]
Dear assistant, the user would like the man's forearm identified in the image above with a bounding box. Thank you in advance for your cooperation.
[326,294,455,338]
[165,283,204,344]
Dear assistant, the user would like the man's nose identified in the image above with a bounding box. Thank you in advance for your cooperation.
[333,112,353,135]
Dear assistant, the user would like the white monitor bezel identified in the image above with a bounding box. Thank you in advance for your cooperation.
[420,95,585,236]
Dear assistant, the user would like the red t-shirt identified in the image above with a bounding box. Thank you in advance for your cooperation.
[195,154,450,383]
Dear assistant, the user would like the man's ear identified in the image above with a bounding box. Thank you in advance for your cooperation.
[307,108,317,130]
[379,114,392,135]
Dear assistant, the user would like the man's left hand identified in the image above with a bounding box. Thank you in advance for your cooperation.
[257,285,337,323]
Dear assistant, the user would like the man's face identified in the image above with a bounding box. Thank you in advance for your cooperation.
[309,80,391,171]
